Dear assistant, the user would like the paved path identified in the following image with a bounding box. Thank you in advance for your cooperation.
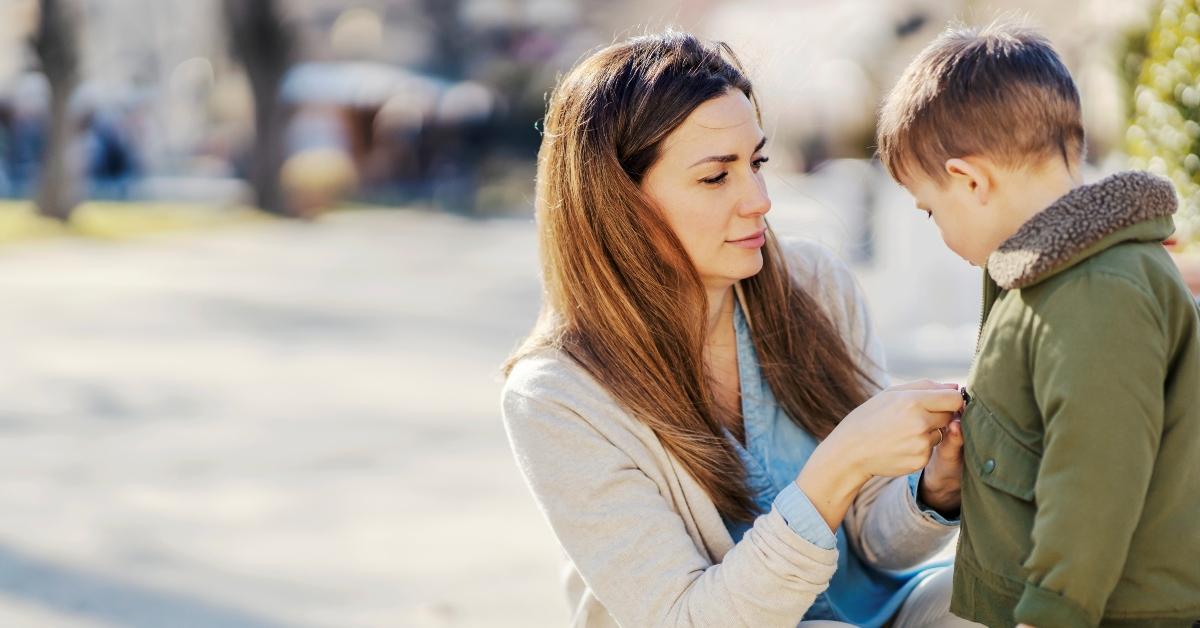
[0,210,561,627]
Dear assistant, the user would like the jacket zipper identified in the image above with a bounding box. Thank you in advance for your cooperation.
[963,268,1003,407]
[974,268,1002,358]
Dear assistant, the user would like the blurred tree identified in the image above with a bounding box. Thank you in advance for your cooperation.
[31,0,81,222]
[1126,0,1200,243]
[224,0,296,217]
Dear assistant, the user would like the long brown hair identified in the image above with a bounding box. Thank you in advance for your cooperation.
[505,31,875,524]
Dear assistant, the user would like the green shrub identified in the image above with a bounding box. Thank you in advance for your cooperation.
[1127,0,1200,243]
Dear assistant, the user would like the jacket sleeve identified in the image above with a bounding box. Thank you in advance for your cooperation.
[1014,273,1165,628]
[501,380,838,627]
[807,244,958,571]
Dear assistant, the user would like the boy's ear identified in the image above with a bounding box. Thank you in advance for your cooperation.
[944,157,992,205]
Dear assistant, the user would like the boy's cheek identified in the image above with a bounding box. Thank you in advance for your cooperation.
[935,226,977,265]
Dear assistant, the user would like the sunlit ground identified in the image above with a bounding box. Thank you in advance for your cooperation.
[0,208,561,627]
[0,201,267,244]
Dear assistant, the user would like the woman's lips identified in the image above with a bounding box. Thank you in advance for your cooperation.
[727,229,766,249]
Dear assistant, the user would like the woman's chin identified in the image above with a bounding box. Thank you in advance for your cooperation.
[700,253,765,287]
[731,253,765,279]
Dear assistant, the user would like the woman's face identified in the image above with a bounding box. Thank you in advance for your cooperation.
[640,88,772,291]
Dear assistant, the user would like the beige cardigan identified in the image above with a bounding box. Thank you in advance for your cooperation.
[501,239,956,627]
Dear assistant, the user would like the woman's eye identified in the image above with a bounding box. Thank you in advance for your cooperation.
[701,156,768,185]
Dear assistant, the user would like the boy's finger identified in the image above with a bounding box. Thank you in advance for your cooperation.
[946,419,963,442]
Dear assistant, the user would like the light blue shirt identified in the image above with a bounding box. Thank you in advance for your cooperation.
[722,299,956,627]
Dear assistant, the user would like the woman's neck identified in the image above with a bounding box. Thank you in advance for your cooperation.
[705,285,736,348]
[704,283,743,443]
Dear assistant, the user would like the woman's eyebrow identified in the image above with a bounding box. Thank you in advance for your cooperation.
[688,136,768,168]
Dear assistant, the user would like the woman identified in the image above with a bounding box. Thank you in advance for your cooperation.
[501,31,977,627]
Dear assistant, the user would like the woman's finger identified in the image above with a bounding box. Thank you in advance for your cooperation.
[913,389,966,415]
[920,412,956,435]
[891,379,960,392]
[937,420,964,459]
[926,427,946,448]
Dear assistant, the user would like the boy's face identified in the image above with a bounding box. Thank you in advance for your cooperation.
[903,171,995,266]
[901,154,1082,268]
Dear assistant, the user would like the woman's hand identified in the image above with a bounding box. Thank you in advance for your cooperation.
[796,381,964,531]
[919,416,964,516]
[828,379,964,478]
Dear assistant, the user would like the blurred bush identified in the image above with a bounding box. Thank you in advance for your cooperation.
[1126,0,1200,244]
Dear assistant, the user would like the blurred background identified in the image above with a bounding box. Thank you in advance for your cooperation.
[0,0,1197,626]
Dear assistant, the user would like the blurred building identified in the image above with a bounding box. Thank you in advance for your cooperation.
[0,0,1167,208]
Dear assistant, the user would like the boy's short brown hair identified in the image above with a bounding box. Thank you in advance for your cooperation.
[877,22,1085,185]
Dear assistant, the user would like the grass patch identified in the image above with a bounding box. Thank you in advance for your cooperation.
[0,201,268,244]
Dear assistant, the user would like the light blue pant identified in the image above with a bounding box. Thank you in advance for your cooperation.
[800,567,984,628]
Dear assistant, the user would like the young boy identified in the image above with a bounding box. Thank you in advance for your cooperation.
[877,23,1200,628]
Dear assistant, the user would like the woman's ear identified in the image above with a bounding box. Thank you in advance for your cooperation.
[944,157,992,205]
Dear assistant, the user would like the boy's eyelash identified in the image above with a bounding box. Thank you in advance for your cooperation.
[700,156,769,186]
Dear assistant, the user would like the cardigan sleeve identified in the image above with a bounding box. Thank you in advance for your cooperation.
[783,239,958,571]
[501,372,838,627]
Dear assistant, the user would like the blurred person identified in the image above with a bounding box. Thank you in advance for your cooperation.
[362,92,431,193]
[281,105,357,214]
[428,81,495,212]
[0,100,11,196]
[81,108,140,199]
[9,73,49,197]
[1181,257,1200,299]
[501,31,980,627]
[878,23,1200,628]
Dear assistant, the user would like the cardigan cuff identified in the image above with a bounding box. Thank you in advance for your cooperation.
[774,482,837,550]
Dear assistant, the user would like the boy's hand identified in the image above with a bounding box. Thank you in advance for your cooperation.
[918,417,963,516]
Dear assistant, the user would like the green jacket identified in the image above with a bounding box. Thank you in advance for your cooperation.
[950,171,1200,628]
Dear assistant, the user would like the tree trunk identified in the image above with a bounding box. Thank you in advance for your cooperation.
[36,90,77,221]
[32,0,81,222]
[224,0,296,217]
[249,81,286,217]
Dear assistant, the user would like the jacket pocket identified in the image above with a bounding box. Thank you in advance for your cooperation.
[962,397,1039,502]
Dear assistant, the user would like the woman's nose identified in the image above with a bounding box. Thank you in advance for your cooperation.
[738,175,771,217]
